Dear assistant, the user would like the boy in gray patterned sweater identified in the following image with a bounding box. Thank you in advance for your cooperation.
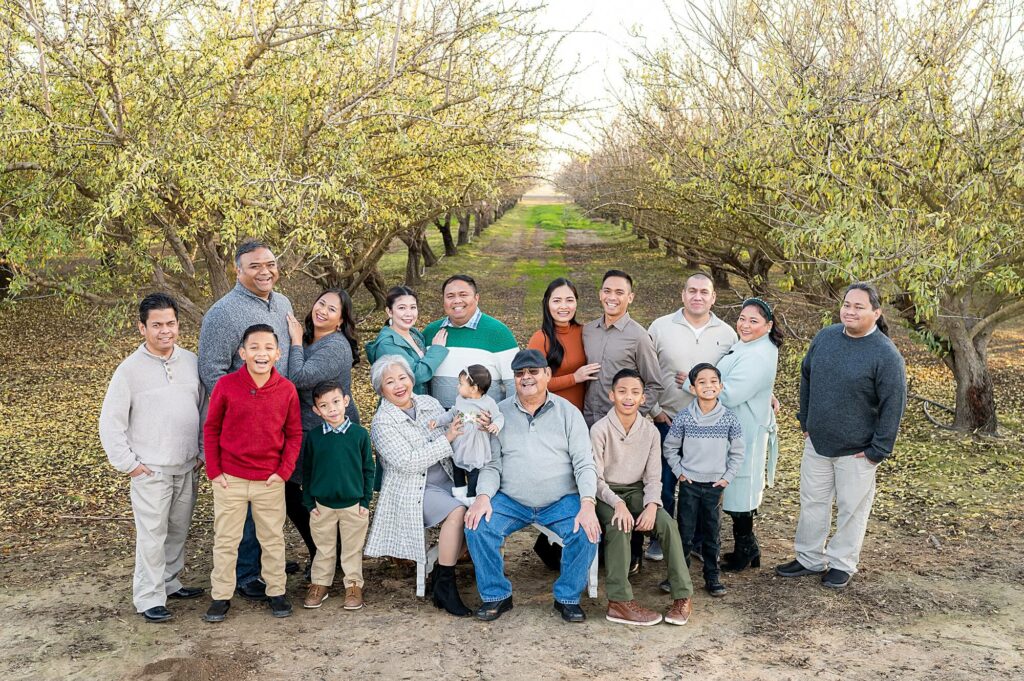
[662,363,744,597]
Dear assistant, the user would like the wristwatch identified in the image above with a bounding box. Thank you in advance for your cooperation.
[581,496,596,505]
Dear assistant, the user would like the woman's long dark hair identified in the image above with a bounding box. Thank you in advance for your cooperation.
[845,282,890,336]
[540,277,581,372]
[303,288,360,364]
[740,301,784,348]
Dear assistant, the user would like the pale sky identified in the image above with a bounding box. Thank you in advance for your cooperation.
[534,1,675,175]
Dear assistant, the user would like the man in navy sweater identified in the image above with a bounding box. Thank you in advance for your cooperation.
[776,283,907,589]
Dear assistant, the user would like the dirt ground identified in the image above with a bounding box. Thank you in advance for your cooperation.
[1,203,1022,680]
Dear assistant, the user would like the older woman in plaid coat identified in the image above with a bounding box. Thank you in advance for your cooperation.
[365,355,472,616]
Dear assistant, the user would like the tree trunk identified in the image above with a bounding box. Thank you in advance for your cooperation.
[943,323,998,434]
[362,267,388,310]
[435,212,457,256]
[400,233,423,286]
[473,209,484,236]
[0,256,12,302]
[746,251,773,297]
[420,229,439,267]
[647,234,659,249]
[457,210,471,245]
[710,265,730,292]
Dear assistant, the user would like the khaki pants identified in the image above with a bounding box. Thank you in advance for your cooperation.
[210,474,287,600]
[310,502,368,588]
[794,438,878,574]
[130,468,197,612]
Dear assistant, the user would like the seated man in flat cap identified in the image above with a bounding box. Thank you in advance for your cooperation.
[464,349,601,623]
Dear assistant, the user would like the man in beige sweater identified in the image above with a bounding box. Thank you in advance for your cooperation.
[99,293,206,623]
[591,369,693,627]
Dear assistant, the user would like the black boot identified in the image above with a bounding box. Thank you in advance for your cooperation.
[723,514,760,572]
[431,564,472,617]
[722,514,743,564]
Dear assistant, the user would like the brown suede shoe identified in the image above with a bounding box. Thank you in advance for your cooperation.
[605,600,662,626]
[664,598,692,625]
[343,585,364,610]
[303,584,329,609]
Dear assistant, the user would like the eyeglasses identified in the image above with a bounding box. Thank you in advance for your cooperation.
[513,368,544,378]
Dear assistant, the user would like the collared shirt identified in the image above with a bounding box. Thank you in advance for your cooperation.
[475,391,597,508]
[440,307,483,330]
[323,418,352,435]
[581,312,664,426]
[844,324,878,337]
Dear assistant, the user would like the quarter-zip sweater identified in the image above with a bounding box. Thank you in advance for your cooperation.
[203,366,303,481]
[648,311,737,419]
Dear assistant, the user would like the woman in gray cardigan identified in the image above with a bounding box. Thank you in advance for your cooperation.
[284,288,361,570]
[364,355,471,616]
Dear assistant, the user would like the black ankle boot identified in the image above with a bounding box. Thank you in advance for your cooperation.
[723,515,760,572]
[431,564,472,617]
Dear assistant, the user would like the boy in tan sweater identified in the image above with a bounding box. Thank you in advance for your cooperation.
[591,369,693,626]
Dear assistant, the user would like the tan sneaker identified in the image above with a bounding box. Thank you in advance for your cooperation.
[605,600,662,626]
[665,598,692,625]
[303,584,329,609]
[343,585,364,610]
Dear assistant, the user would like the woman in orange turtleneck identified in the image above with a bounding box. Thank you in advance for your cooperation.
[527,278,601,411]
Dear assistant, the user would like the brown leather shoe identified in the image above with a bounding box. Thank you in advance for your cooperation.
[303,584,329,609]
[605,600,662,626]
[343,585,364,610]
[664,598,692,625]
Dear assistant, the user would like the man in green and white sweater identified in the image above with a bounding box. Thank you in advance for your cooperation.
[423,274,518,408]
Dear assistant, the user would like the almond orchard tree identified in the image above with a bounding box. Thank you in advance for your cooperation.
[565,0,1024,433]
[0,0,570,318]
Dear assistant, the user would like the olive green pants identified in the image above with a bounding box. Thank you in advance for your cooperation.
[596,482,693,601]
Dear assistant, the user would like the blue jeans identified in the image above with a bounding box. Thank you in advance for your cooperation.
[466,493,598,605]
[236,508,262,587]
[655,421,676,515]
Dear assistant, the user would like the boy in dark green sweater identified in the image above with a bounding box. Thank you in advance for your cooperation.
[301,382,374,611]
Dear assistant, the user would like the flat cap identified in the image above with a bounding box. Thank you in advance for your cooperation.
[510,348,548,371]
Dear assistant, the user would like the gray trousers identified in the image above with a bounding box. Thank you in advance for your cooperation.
[130,468,197,612]
[794,438,878,574]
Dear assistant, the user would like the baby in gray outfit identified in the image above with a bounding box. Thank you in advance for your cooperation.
[429,365,504,500]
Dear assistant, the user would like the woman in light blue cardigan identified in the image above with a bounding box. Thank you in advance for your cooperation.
[716,298,782,572]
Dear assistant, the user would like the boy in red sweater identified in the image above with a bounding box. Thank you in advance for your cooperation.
[202,324,303,622]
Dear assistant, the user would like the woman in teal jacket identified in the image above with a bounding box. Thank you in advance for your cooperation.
[717,298,782,571]
[364,286,449,393]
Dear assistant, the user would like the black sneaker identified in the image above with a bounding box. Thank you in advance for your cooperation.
[658,578,672,594]
[285,560,300,575]
[476,596,514,621]
[821,568,852,589]
[268,594,293,618]
[203,599,231,623]
[553,600,586,622]
[629,554,642,576]
[775,559,825,578]
[705,580,727,597]
[142,606,174,623]
[235,579,268,602]
[167,586,204,600]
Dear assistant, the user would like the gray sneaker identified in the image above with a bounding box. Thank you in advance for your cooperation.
[775,559,825,578]
[821,568,852,589]
[644,539,664,561]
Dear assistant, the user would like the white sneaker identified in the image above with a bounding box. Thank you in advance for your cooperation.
[645,539,664,561]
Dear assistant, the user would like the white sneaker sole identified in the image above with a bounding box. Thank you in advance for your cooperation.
[664,615,689,626]
[606,614,663,626]
[303,594,328,609]
[343,602,365,610]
